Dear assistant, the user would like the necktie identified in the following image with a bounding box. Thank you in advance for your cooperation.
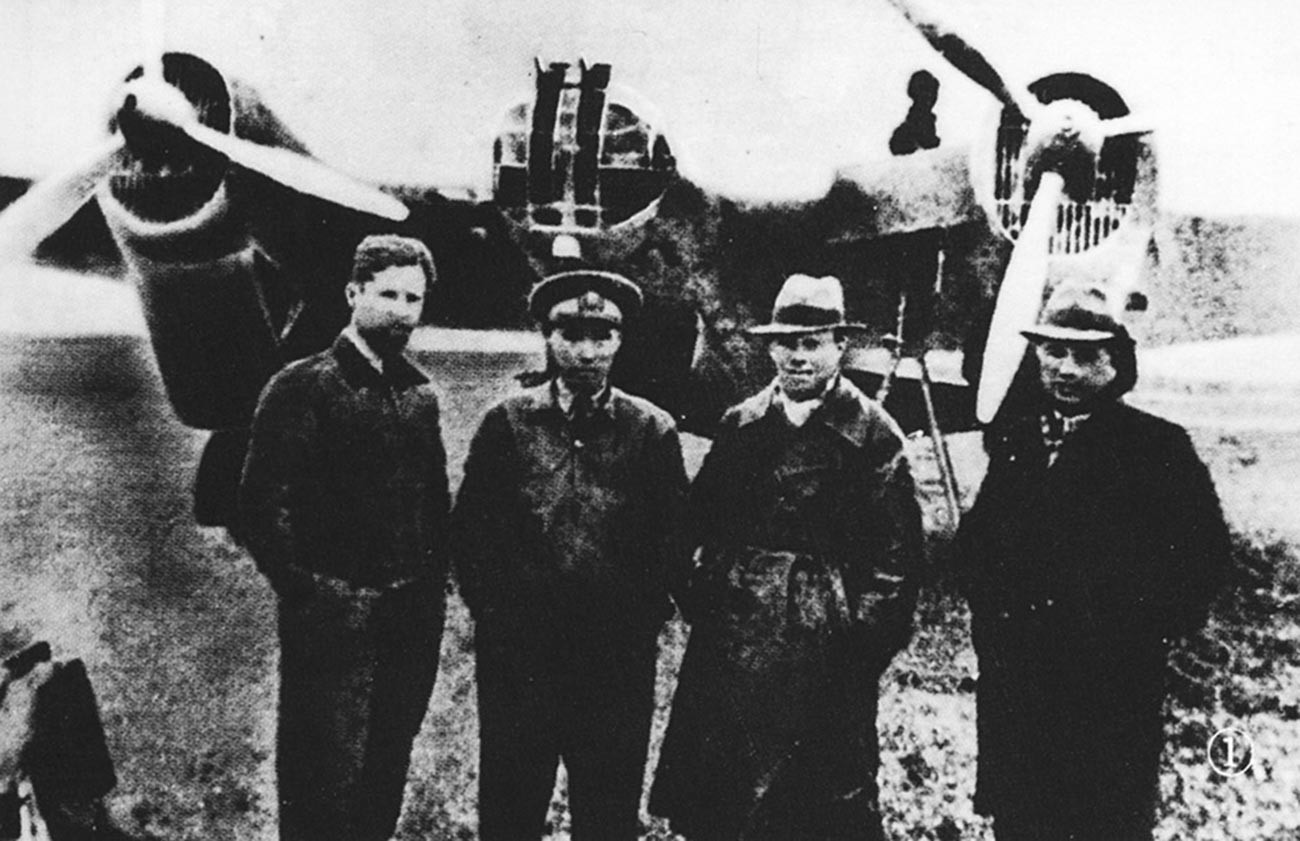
[1042,411,1066,466]
[570,392,595,438]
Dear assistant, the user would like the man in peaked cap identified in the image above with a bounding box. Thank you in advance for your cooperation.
[451,268,690,841]
[651,273,922,840]
[957,283,1231,840]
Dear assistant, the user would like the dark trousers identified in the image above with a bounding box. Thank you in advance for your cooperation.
[743,724,886,841]
[276,579,445,841]
[993,814,1153,841]
[474,610,660,841]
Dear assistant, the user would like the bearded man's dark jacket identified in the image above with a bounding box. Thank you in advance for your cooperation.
[239,334,450,841]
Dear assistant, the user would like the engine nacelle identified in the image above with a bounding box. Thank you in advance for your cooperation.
[122,245,282,430]
[970,71,1159,313]
[96,52,319,431]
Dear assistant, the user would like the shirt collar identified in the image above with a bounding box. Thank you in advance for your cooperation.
[551,377,614,419]
[342,325,385,374]
[1041,408,1092,436]
[774,376,836,426]
[332,332,428,388]
[734,374,882,448]
[1040,409,1092,466]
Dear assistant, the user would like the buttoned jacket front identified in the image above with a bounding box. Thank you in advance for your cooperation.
[240,335,450,594]
[452,381,689,624]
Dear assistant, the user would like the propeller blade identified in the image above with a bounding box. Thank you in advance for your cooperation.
[140,0,166,81]
[122,76,407,222]
[0,136,126,263]
[975,171,1065,424]
[182,122,408,221]
[884,0,1037,119]
[1100,114,1154,137]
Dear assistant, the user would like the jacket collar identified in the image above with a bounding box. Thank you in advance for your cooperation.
[330,334,429,389]
[734,375,879,447]
[551,377,616,419]
[997,397,1129,455]
[517,379,621,421]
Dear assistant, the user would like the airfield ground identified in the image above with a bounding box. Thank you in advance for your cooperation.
[0,331,1297,840]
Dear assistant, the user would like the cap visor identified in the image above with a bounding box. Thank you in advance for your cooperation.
[549,314,622,326]
[1021,325,1119,343]
[746,321,867,336]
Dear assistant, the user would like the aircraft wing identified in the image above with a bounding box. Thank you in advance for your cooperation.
[826,144,977,241]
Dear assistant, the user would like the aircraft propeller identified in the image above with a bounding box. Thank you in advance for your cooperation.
[141,0,166,83]
[884,0,1153,424]
[975,171,1064,423]
[0,41,405,263]
[0,137,129,264]
[119,74,410,223]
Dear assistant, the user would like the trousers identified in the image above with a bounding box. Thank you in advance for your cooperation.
[276,578,444,841]
[474,609,659,841]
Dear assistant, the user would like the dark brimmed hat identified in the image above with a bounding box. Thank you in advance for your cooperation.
[527,269,643,326]
[746,274,866,336]
[1022,283,1133,344]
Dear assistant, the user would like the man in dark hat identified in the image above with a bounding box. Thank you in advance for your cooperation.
[650,274,923,840]
[239,234,450,841]
[957,284,1231,840]
[450,268,690,841]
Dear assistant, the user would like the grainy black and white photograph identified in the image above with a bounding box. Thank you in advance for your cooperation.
[0,0,1297,838]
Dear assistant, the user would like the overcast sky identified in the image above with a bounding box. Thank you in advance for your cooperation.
[0,0,1297,216]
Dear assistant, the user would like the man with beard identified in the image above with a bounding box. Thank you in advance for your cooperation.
[650,273,922,841]
[957,284,1231,840]
[240,234,450,841]
[451,268,689,841]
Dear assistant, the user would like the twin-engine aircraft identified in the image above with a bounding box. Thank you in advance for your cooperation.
[0,0,1163,526]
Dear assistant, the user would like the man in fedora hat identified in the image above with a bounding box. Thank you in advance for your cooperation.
[650,273,923,840]
[451,268,690,841]
[957,283,1231,840]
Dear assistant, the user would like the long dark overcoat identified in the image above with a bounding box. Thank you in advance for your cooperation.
[239,335,450,841]
[650,377,923,841]
[957,400,1230,835]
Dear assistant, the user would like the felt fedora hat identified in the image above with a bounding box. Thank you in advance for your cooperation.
[1021,283,1133,344]
[746,274,866,336]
